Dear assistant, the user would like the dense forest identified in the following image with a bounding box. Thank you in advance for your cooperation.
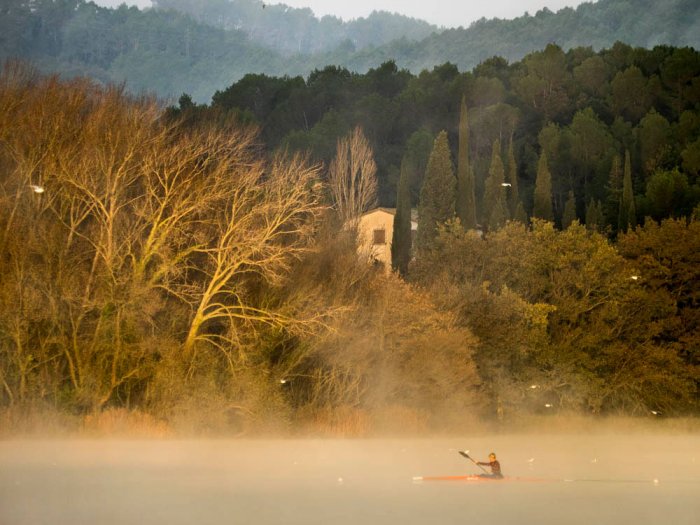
[0,51,698,434]
[173,43,700,233]
[1,0,699,102]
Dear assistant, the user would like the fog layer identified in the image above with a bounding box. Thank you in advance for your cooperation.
[1,435,698,525]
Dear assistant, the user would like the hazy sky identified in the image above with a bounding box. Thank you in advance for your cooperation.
[94,1,590,28]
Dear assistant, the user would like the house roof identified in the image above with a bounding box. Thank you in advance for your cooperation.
[362,207,396,216]
[362,207,419,222]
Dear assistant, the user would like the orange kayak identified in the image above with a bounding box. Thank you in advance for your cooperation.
[412,475,550,482]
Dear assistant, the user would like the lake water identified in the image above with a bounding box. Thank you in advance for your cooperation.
[1,434,698,524]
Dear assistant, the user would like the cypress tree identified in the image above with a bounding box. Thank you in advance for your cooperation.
[391,158,412,276]
[404,129,433,204]
[514,201,528,224]
[533,152,554,221]
[562,190,577,228]
[456,95,477,229]
[505,139,521,217]
[618,150,637,232]
[483,139,508,231]
[417,131,455,253]
[605,154,622,230]
[586,198,599,231]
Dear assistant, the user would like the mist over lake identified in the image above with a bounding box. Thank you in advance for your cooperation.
[1,434,698,525]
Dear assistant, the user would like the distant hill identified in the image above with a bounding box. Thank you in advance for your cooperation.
[152,0,438,55]
[340,0,700,73]
[1,0,698,102]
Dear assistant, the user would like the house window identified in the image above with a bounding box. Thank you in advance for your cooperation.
[373,228,386,245]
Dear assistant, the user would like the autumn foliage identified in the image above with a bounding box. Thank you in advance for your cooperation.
[0,64,483,435]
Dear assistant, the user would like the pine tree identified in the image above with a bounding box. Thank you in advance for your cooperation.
[417,131,455,252]
[562,190,577,228]
[505,139,521,217]
[533,151,554,221]
[483,139,509,230]
[618,150,637,232]
[456,95,477,229]
[392,158,412,276]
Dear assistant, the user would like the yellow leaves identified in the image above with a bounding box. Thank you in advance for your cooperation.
[0,65,331,410]
[524,300,557,329]
[413,210,699,414]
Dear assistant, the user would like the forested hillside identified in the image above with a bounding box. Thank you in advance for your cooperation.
[174,43,700,234]
[1,0,698,102]
[152,0,438,55]
[338,0,700,74]
[1,0,288,102]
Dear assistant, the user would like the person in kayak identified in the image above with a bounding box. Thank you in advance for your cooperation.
[477,452,503,479]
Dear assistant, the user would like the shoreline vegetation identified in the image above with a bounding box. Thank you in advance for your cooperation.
[2,406,700,439]
[1,46,698,439]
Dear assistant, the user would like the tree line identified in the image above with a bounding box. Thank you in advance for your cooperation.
[390,103,698,418]
[175,43,700,237]
[1,59,698,434]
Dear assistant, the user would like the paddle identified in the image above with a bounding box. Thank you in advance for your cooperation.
[458,450,490,474]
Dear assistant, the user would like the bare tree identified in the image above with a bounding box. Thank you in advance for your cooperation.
[0,64,332,415]
[328,127,378,224]
[181,151,329,364]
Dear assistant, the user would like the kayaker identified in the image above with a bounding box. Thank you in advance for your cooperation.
[477,452,503,479]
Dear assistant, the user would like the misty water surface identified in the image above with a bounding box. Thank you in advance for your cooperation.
[1,435,698,524]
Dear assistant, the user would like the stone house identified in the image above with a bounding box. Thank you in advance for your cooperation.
[356,207,418,268]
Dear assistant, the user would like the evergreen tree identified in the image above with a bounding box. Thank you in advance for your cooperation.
[605,154,622,230]
[505,139,521,217]
[391,158,412,276]
[514,201,528,224]
[585,198,601,231]
[417,131,455,252]
[562,190,577,228]
[403,129,434,204]
[456,95,477,229]
[595,200,604,231]
[483,139,509,231]
[618,150,637,232]
[533,151,554,221]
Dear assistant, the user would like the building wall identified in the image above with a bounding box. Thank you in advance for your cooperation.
[357,208,417,269]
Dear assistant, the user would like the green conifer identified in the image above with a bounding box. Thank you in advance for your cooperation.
[585,198,600,231]
[562,190,577,228]
[533,151,554,221]
[456,96,477,229]
[505,139,521,217]
[618,150,637,232]
[483,139,509,230]
[605,154,622,230]
[392,158,412,276]
[514,201,529,224]
[417,131,456,252]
